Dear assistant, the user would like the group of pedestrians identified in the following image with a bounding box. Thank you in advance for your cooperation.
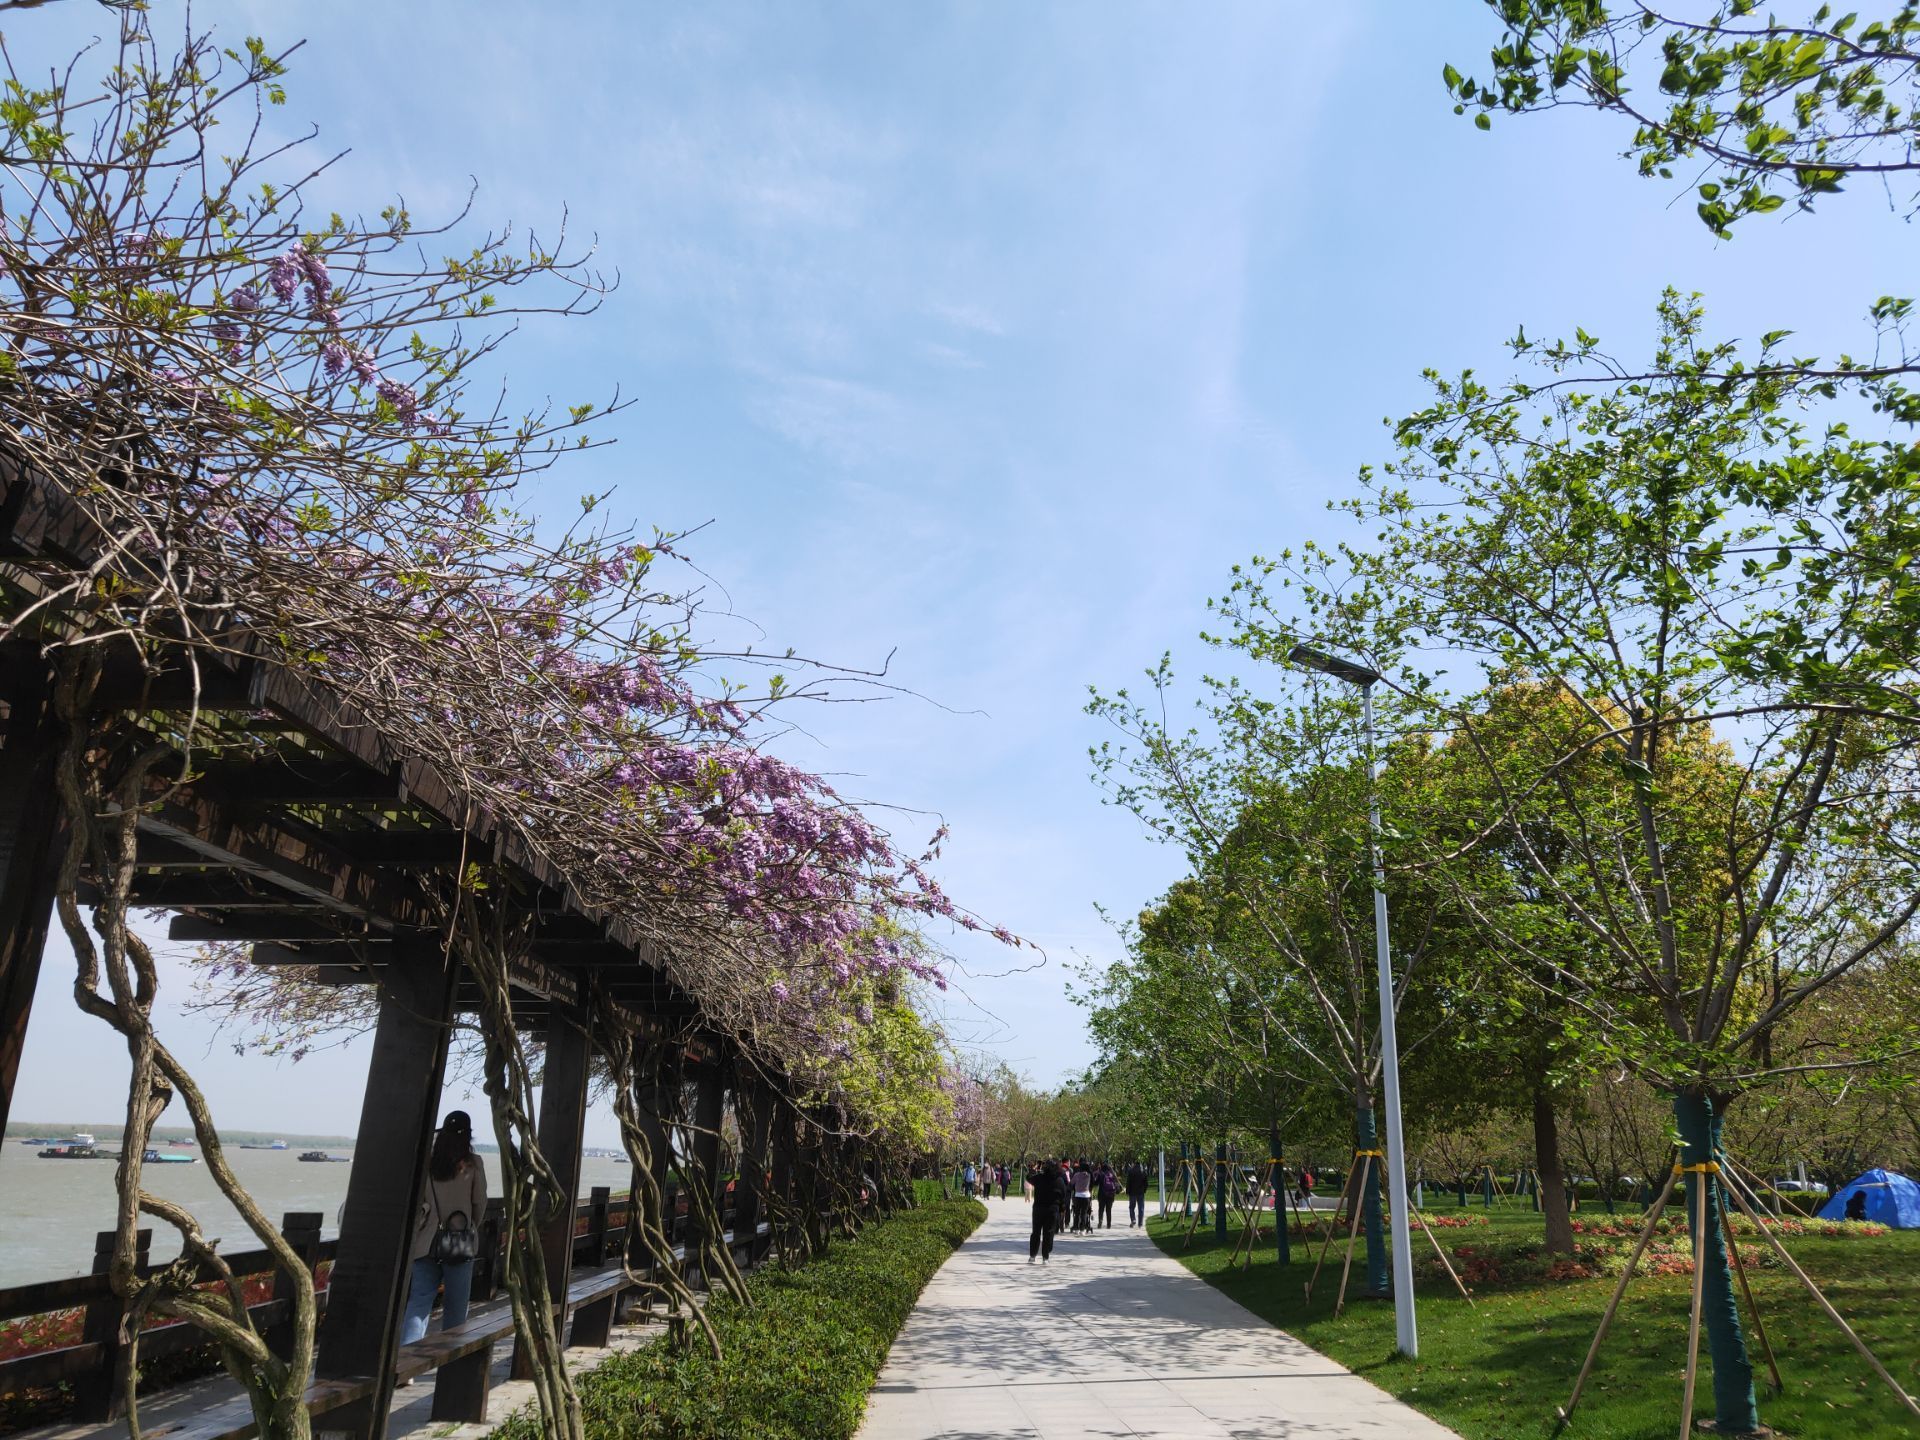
[1022,1157,1153,1263]
[961,1160,1013,1199]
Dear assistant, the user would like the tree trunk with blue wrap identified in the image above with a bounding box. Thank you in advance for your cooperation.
[1675,1089,1759,1436]
[1355,1098,1389,1297]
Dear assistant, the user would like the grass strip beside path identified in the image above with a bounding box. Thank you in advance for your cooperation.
[1148,1209,1920,1440]
[500,1196,984,1440]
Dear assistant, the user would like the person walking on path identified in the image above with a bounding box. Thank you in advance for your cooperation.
[999,1163,1010,1200]
[1071,1160,1094,1233]
[859,1190,1466,1439]
[1029,1158,1068,1263]
[1125,1159,1150,1227]
[963,1160,977,1198]
[1096,1162,1118,1228]
[400,1110,487,1348]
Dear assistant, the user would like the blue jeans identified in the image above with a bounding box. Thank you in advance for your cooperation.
[400,1257,474,1345]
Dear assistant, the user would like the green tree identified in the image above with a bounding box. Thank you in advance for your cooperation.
[1447,2,1920,241]
[1232,294,1920,1434]
[1088,672,1460,1292]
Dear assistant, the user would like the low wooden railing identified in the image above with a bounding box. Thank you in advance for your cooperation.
[0,1183,740,1417]
[0,1212,333,1420]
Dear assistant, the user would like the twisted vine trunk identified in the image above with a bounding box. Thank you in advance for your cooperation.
[455,895,582,1440]
[664,1077,750,1307]
[596,1014,721,1357]
[50,655,316,1440]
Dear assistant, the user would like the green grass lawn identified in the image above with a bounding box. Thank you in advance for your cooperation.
[1148,1202,1920,1439]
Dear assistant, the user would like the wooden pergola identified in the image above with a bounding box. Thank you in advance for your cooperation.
[0,459,859,1439]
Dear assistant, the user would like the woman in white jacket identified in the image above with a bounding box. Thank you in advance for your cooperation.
[400,1110,488,1345]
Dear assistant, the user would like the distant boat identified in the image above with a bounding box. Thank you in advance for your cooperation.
[239,1140,290,1150]
[38,1144,101,1159]
[17,1137,51,1146]
[144,1149,196,1165]
[59,1133,96,1147]
[298,1151,347,1163]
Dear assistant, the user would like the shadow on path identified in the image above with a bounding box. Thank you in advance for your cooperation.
[856,1197,1462,1440]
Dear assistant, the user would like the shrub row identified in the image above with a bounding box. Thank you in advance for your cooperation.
[500,1195,983,1440]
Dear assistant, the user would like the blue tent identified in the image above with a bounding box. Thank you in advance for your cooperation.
[1815,1168,1920,1228]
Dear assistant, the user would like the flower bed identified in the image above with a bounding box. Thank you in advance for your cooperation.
[1423,1212,1492,1229]
[1276,1210,1489,1244]
[1420,1215,1890,1290]
[1571,1214,1888,1241]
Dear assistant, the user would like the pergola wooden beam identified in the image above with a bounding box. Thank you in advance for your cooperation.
[170,914,388,944]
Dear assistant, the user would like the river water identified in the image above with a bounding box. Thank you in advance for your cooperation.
[0,1142,640,1285]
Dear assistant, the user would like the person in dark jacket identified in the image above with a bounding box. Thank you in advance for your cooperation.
[1096,1163,1119,1228]
[1029,1158,1069,1263]
[1125,1160,1150,1226]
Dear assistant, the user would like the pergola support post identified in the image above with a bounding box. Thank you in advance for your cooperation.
[768,1089,797,1258]
[685,1062,726,1282]
[516,995,589,1368]
[315,944,458,1440]
[0,661,64,1136]
[736,1078,774,1266]
[626,1051,677,1312]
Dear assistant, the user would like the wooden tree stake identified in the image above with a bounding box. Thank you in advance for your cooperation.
[1720,1163,1920,1421]
[1715,1176,1782,1393]
[1408,1200,1474,1306]
[1553,1164,1679,1433]
[1304,1164,1360,1302]
[1332,1153,1374,1319]
[1679,1172,1709,1440]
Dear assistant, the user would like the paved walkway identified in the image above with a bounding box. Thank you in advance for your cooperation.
[858,1196,1458,1440]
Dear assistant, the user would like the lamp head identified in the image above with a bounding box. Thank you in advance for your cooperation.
[1286,643,1381,687]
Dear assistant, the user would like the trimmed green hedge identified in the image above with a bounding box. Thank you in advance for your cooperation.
[911,1176,949,1207]
[502,1196,983,1440]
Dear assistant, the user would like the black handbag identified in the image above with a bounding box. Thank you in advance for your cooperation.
[427,1180,479,1263]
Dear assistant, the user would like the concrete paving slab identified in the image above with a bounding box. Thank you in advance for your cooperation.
[857,1196,1459,1440]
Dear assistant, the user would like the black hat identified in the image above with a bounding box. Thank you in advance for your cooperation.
[443,1110,472,1135]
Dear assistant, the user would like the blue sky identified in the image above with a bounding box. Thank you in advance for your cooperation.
[9,1,1915,1142]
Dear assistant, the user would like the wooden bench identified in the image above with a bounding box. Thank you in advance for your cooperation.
[134,1226,772,1440]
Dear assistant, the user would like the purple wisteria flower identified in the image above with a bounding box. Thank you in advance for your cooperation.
[267,249,301,302]
[376,378,418,425]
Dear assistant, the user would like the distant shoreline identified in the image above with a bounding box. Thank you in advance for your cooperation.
[5,1123,357,1148]
[4,1123,502,1152]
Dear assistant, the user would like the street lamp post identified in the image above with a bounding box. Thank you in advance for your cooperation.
[1288,643,1418,1359]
